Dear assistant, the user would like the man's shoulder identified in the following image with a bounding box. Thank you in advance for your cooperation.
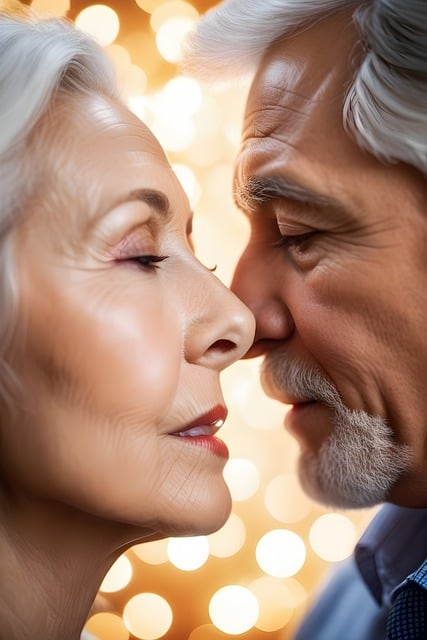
[407,558,427,591]
[294,556,388,640]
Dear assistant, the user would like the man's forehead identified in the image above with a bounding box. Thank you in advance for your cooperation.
[246,8,361,117]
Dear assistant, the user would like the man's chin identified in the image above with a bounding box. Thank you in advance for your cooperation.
[297,463,374,509]
[297,450,397,510]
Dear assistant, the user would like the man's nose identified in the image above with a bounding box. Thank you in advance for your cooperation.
[231,250,294,355]
[185,268,255,370]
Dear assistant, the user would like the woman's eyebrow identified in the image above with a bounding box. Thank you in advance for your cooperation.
[86,188,173,234]
[121,188,172,221]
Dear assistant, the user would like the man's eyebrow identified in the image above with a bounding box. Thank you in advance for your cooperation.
[234,176,334,212]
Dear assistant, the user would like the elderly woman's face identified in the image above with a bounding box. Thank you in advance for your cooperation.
[3,95,254,536]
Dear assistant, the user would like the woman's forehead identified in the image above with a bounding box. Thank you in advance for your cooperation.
[62,93,168,162]
[28,93,180,230]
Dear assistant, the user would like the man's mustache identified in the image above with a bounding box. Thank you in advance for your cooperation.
[260,351,343,410]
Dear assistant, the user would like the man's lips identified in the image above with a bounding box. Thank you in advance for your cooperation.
[289,400,317,411]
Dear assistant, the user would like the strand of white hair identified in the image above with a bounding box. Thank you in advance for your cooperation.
[184,0,427,175]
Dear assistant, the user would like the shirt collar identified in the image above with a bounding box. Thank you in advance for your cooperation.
[355,504,427,607]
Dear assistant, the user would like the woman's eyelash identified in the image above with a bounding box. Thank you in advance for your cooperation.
[129,255,169,270]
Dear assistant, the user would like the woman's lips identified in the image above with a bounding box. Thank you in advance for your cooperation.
[172,435,229,459]
[175,405,228,434]
[174,424,219,437]
[169,405,229,459]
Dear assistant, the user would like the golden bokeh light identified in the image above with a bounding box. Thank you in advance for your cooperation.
[75,4,120,47]
[256,529,306,578]
[151,112,195,151]
[264,474,313,523]
[123,593,173,639]
[192,94,222,138]
[132,538,169,565]
[249,576,294,632]
[172,163,201,208]
[196,165,237,233]
[106,43,132,75]
[0,0,25,11]
[221,358,287,432]
[155,16,196,63]
[208,512,246,558]
[309,513,357,562]
[123,64,147,96]
[221,359,260,411]
[223,458,260,501]
[160,76,202,116]
[209,585,259,635]
[85,612,129,640]
[121,30,163,81]
[135,0,164,14]
[284,577,308,607]
[240,387,287,431]
[150,0,198,31]
[190,209,243,285]
[185,135,224,168]
[99,554,133,593]
[31,0,70,15]
[167,535,209,570]
[188,624,235,640]
[127,95,147,122]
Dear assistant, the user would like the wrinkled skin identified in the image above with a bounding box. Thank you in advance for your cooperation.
[0,94,254,639]
[232,9,427,508]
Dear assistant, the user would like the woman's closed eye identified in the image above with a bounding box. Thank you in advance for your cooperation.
[128,254,169,271]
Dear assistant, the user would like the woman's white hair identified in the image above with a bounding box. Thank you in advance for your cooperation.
[184,0,427,175]
[0,10,117,406]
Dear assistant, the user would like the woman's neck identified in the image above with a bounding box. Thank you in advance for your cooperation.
[0,494,152,640]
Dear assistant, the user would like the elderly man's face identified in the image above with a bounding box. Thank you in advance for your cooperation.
[232,9,427,508]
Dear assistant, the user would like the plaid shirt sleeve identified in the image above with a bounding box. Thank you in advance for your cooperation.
[386,559,427,640]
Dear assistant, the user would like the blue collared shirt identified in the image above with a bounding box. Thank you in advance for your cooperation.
[294,505,427,640]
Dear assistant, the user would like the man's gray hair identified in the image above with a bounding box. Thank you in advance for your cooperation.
[0,10,117,406]
[184,0,427,175]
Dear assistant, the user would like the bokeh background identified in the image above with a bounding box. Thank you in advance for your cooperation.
[7,1,377,638]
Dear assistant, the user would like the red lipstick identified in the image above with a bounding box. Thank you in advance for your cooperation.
[184,405,228,430]
[171,405,229,459]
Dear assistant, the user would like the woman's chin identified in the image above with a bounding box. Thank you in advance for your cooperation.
[93,491,231,541]
[157,488,232,538]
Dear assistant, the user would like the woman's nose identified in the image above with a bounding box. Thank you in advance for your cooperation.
[185,270,255,370]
